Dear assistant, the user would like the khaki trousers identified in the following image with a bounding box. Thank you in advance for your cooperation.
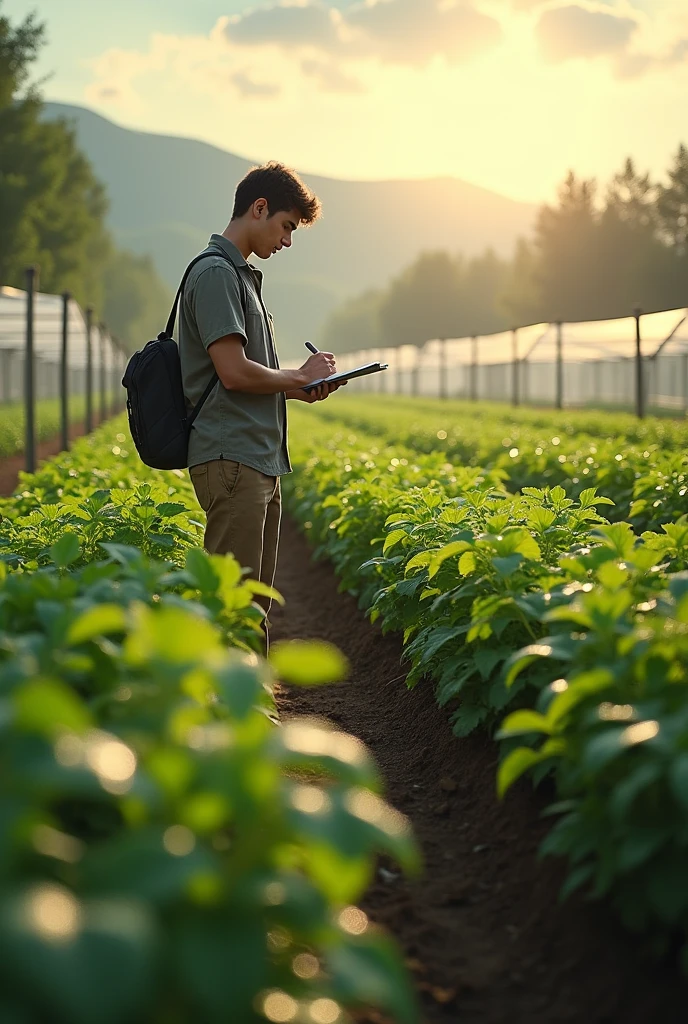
[189,459,281,629]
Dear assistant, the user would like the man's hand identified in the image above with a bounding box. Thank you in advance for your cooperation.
[298,350,336,386]
[286,380,347,403]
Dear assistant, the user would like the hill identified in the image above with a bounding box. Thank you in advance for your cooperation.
[44,102,537,358]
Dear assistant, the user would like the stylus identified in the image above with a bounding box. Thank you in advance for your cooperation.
[305,341,319,354]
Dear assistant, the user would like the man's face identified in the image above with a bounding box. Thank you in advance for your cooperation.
[252,201,300,260]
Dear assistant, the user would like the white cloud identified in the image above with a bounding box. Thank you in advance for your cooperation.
[300,58,365,92]
[225,2,344,51]
[224,0,503,68]
[532,1,688,78]
[346,0,503,66]
[230,71,281,97]
[536,3,638,62]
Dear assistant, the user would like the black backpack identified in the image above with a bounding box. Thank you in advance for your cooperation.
[121,251,247,470]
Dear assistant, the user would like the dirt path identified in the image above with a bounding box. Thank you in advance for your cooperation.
[271,516,687,1024]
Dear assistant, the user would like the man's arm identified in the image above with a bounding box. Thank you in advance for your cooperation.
[208,335,335,394]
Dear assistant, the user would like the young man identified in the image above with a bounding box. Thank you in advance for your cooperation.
[178,161,340,641]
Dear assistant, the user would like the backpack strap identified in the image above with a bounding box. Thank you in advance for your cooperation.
[162,249,249,425]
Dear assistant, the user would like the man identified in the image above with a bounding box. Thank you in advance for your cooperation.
[179,161,340,643]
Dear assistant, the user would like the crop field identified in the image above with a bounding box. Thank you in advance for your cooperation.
[0,395,118,460]
[283,394,688,982]
[1,396,687,1022]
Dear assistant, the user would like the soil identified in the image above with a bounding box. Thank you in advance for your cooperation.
[271,515,687,1024]
[0,418,105,497]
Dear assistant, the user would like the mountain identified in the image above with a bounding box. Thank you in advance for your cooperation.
[44,102,537,358]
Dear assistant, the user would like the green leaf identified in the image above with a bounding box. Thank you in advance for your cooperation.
[155,503,187,518]
[50,533,81,568]
[184,547,220,592]
[14,678,92,736]
[504,638,572,688]
[497,747,544,797]
[270,640,349,685]
[427,537,473,578]
[497,710,552,739]
[327,933,419,1024]
[578,487,614,509]
[2,893,155,1024]
[458,550,477,576]
[176,912,268,1021]
[492,553,523,578]
[669,753,688,811]
[383,529,407,555]
[527,507,556,531]
[245,579,285,605]
[404,551,434,575]
[67,604,127,645]
[214,661,263,718]
[125,606,221,665]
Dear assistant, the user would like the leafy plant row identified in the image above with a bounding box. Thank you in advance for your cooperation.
[313,394,688,531]
[0,417,420,1024]
[284,403,688,968]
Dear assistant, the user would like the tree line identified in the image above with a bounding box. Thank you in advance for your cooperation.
[0,4,170,350]
[320,152,688,354]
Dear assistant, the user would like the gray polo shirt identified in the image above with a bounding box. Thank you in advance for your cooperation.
[179,234,291,476]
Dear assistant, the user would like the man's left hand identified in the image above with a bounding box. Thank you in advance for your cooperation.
[286,381,347,403]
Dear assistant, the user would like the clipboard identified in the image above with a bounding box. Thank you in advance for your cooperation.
[302,361,389,393]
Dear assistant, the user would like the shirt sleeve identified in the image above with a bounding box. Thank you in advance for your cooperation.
[191,264,248,349]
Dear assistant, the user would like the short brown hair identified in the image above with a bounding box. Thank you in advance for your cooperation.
[232,161,321,225]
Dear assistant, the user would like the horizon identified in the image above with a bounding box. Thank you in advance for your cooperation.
[3,0,688,206]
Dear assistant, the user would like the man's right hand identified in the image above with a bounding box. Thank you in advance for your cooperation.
[299,350,336,385]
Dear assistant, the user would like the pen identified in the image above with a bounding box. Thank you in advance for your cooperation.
[305,341,319,354]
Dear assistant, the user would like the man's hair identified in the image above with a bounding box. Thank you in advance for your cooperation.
[232,161,321,225]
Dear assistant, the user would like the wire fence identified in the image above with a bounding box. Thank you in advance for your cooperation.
[0,268,128,471]
[338,306,688,418]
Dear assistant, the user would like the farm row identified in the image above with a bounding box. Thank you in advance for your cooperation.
[313,394,688,531]
[0,419,418,1024]
[284,397,688,967]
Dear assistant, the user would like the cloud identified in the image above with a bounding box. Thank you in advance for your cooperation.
[300,58,365,92]
[533,1,688,78]
[536,3,638,62]
[615,32,688,77]
[346,0,503,66]
[223,0,503,68]
[230,71,281,97]
[225,2,343,51]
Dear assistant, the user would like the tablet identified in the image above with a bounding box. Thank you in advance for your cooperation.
[302,361,389,393]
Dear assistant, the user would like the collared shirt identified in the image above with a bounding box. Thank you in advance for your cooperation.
[179,234,291,476]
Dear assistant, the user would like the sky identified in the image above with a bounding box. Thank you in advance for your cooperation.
[4,0,688,204]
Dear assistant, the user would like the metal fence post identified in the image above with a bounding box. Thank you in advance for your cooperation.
[634,308,644,419]
[99,322,107,425]
[512,328,519,407]
[24,266,38,473]
[85,307,94,433]
[555,322,563,409]
[412,346,420,396]
[61,292,70,451]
